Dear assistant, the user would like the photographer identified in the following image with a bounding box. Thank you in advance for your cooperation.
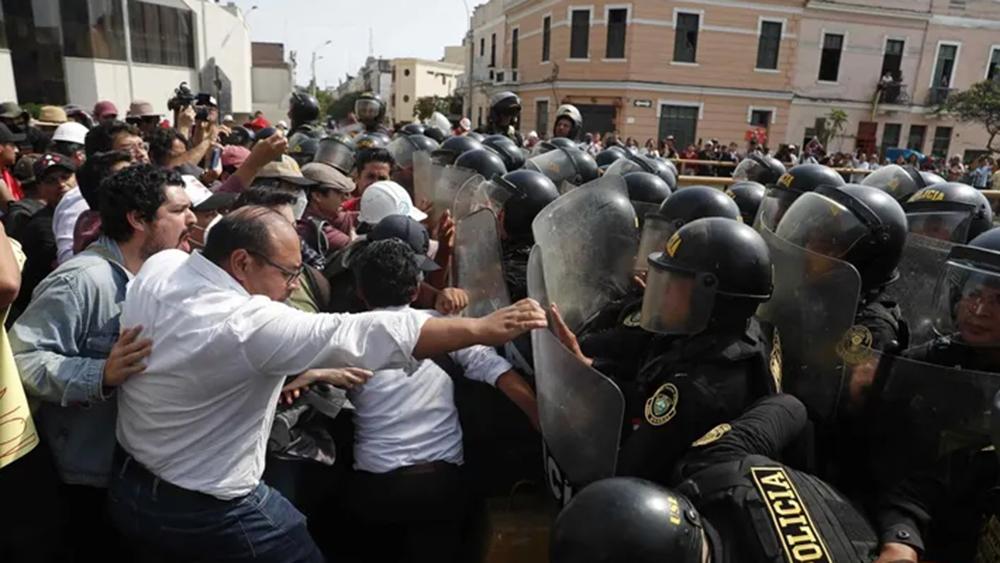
[167,82,222,174]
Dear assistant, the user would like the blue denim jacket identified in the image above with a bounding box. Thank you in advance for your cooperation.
[10,236,131,487]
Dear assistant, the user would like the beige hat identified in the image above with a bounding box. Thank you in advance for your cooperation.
[301,162,355,193]
[35,105,68,127]
[256,155,317,187]
[127,100,160,119]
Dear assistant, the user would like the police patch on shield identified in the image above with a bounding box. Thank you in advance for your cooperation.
[836,325,873,365]
[645,383,679,426]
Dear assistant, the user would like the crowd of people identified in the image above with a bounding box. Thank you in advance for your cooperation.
[0,85,998,563]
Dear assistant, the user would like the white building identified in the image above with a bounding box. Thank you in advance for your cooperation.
[251,42,293,124]
[390,57,464,124]
[0,0,253,118]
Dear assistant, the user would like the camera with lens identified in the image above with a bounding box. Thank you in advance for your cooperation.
[168,82,218,122]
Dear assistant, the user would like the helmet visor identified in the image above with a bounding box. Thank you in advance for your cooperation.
[525,148,577,186]
[388,136,417,168]
[634,214,679,274]
[639,260,716,335]
[907,211,972,243]
[604,158,644,177]
[753,189,796,232]
[933,258,1000,348]
[355,99,381,120]
[315,138,355,174]
[733,159,763,182]
[453,178,514,219]
[774,192,869,259]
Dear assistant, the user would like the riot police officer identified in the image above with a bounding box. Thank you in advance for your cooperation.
[397,122,425,137]
[493,169,560,302]
[482,134,525,171]
[551,394,882,563]
[386,133,438,193]
[623,171,672,225]
[903,182,994,243]
[595,145,628,171]
[725,181,766,225]
[454,148,507,181]
[861,163,927,203]
[754,163,846,232]
[552,104,583,141]
[288,91,323,136]
[732,153,786,185]
[524,144,599,189]
[354,91,389,134]
[287,132,319,168]
[432,135,484,166]
[479,91,523,145]
[606,152,677,190]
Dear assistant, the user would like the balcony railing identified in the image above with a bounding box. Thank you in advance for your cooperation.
[928,86,955,106]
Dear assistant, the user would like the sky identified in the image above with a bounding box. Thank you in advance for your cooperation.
[244,0,472,90]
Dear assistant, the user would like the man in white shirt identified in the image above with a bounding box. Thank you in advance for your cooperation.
[109,206,547,562]
[346,239,539,563]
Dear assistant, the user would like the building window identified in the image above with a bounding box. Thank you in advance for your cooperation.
[536,99,549,135]
[987,47,1000,81]
[673,12,699,63]
[606,8,627,59]
[441,74,446,85]
[907,125,926,151]
[756,20,782,70]
[570,9,589,59]
[60,0,126,60]
[882,123,901,149]
[480,37,484,57]
[403,68,410,77]
[511,28,519,69]
[541,16,551,62]
[477,106,483,127]
[4,0,67,103]
[659,105,699,150]
[818,33,844,82]
[932,43,959,89]
[750,109,773,129]
[881,39,904,81]
[490,32,496,67]
[931,126,952,158]
[0,3,6,48]
[128,0,195,68]
[403,95,410,103]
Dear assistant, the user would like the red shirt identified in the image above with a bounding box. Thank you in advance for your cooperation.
[2,167,23,201]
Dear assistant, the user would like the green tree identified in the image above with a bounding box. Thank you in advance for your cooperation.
[818,108,849,150]
[315,89,337,119]
[941,80,1000,154]
[413,95,461,122]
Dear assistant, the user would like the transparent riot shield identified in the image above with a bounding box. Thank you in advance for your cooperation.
[452,178,512,221]
[531,175,639,332]
[756,228,862,422]
[413,150,434,212]
[532,317,626,491]
[527,244,547,307]
[906,211,972,244]
[453,209,511,318]
[634,213,675,275]
[415,153,483,226]
[524,147,581,187]
[883,233,955,345]
[631,201,661,230]
[603,157,644,177]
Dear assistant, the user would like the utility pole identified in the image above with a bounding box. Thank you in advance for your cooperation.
[311,40,333,96]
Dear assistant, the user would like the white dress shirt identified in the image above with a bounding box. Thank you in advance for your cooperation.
[348,306,512,474]
[116,250,427,499]
[52,187,89,264]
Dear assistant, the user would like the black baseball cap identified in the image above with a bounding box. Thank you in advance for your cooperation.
[0,123,25,144]
[368,215,440,272]
[33,152,77,179]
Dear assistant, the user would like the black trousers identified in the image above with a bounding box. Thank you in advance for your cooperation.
[350,462,471,563]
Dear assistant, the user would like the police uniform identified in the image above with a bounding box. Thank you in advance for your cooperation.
[615,321,778,483]
[673,394,880,562]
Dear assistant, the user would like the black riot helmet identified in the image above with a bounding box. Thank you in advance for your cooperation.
[315,134,356,174]
[288,91,320,128]
[398,123,425,137]
[861,163,926,203]
[606,153,677,189]
[756,163,846,232]
[725,181,767,225]
[624,172,672,205]
[921,171,947,187]
[550,478,704,563]
[488,91,521,129]
[386,134,438,169]
[454,148,508,180]
[495,169,560,240]
[733,153,786,185]
[641,217,772,334]
[432,135,484,165]
[354,131,390,151]
[525,145,599,187]
[553,104,583,140]
[539,137,579,152]
[595,145,628,169]
[930,228,1000,348]
[287,132,319,167]
[905,182,994,243]
[422,126,447,143]
[354,92,386,128]
[775,184,907,294]
[483,134,526,171]
[467,131,486,142]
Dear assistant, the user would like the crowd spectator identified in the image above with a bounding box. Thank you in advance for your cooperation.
[0,123,24,206]
[971,156,994,189]
[947,154,967,181]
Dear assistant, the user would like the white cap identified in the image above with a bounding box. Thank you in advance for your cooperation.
[52,122,88,145]
[181,175,213,207]
[359,180,427,225]
[223,114,234,123]
[276,120,289,130]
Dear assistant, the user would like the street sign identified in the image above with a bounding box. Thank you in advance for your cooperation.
[633,99,653,108]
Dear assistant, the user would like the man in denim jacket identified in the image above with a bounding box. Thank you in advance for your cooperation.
[10,164,195,560]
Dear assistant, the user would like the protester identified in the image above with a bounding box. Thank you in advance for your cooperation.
[0,123,24,206]
[3,155,42,238]
[299,162,357,254]
[971,155,993,189]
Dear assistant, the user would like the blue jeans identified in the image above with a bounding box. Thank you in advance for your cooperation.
[108,448,324,562]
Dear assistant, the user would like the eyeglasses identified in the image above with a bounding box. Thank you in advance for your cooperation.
[248,250,304,287]
[118,141,149,155]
